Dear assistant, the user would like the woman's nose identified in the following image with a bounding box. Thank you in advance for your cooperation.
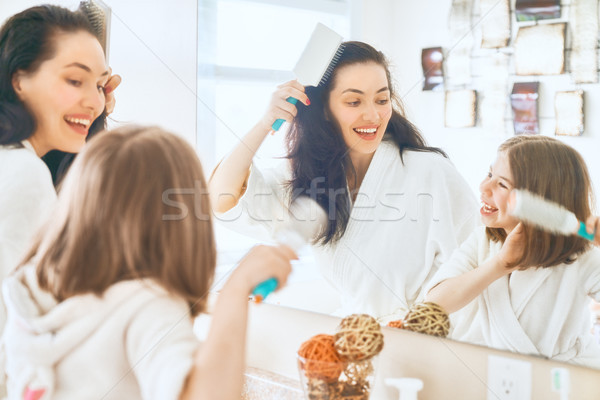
[82,85,105,115]
[363,102,379,122]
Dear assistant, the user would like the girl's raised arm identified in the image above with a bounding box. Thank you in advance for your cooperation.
[179,244,295,400]
[426,223,524,313]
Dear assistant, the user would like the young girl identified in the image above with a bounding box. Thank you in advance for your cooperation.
[1,125,295,400]
[209,41,479,321]
[426,135,600,368]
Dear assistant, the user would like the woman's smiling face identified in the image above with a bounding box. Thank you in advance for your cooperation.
[327,62,392,160]
[12,30,109,156]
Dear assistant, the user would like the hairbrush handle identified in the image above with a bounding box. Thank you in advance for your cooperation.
[271,97,298,131]
[250,230,304,303]
[577,221,596,241]
[252,278,278,303]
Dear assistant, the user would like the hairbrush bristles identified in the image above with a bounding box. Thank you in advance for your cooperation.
[510,189,579,235]
[79,0,111,61]
[319,44,345,87]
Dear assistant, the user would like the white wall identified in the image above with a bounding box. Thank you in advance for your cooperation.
[0,0,198,147]
[352,0,600,202]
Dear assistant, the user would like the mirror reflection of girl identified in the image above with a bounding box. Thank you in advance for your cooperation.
[0,5,120,333]
[426,135,600,368]
[209,41,479,321]
[2,126,294,400]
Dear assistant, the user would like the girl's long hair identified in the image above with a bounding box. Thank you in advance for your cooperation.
[487,135,594,268]
[22,126,216,316]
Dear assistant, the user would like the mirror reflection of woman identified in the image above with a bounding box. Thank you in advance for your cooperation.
[209,41,479,321]
[0,4,120,332]
[427,136,600,368]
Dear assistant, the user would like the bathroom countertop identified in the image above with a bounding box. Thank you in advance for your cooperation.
[242,367,303,400]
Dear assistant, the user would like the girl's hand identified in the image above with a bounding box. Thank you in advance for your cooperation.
[104,70,122,116]
[586,216,600,246]
[229,244,297,294]
[497,222,526,271]
[258,80,310,133]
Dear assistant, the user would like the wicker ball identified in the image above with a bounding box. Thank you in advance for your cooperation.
[402,302,450,337]
[343,360,374,386]
[334,314,384,361]
[298,334,345,382]
[387,319,404,329]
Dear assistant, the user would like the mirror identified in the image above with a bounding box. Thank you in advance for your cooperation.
[199,0,600,371]
[0,0,199,145]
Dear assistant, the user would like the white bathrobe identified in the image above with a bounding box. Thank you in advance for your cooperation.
[2,265,198,400]
[0,142,56,337]
[427,226,600,368]
[219,141,480,320]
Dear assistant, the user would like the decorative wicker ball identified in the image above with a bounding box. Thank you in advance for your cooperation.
[402,302,450,337]
[334,314,384,361]
[343,359,374,386]
[298,334,345,382]
[387,319,404,329]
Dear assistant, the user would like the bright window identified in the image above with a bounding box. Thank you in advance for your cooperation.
[198,0,350,269]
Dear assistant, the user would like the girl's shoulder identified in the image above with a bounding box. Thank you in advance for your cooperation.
[574,245,600,268]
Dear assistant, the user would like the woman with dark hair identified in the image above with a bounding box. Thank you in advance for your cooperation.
[0,4,120,330]
[210,41,479,320]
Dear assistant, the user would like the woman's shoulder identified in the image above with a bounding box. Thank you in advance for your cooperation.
[396,146,470,186]
[399,146,454,169]
[0,145,53,191]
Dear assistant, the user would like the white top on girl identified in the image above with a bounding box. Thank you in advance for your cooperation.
[427,226,600,369]
[2,264,198,400]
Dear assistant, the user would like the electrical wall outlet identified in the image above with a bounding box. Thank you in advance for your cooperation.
[487,355,532,400]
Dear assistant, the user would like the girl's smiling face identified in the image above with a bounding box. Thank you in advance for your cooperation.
[479,151,520,234]
[12,30,108,156]
[327,62,392,161]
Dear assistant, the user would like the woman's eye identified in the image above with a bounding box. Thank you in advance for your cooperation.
[67,79,82,87]
[487,172,492,178]
[377,99,389,105]
[347,101,360,106]
[499,182,508,189]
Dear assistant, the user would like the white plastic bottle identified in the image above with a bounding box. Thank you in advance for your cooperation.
[385,378,424,400]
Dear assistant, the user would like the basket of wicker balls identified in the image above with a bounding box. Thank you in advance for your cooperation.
[297,314,384,400]
[386,302,450,338]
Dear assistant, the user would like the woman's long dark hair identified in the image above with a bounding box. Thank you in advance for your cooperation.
[286,41,446,245]
[0,5,106,184]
